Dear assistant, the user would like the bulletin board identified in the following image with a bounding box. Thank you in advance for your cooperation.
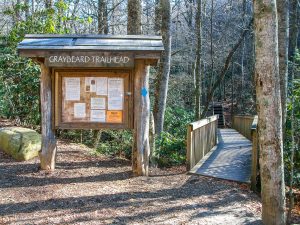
[54,69,133,129]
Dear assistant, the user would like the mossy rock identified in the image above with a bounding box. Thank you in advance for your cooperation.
[0,127,41,161]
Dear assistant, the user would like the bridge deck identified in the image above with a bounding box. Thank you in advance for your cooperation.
[189,129,252,183]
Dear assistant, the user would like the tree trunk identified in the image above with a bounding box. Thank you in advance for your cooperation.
[184,0,194,28]
[194,0,202,120]
[25,0,30,20]
[231,61,234,125]
[127,0,142,34]
[287,57,296,224]
[149,111,156,167]
[39,63,57,171]
[254,0,286,223]
[111,0,115,34]
[103,2,108,34]
[288,0,299,60]
[277,0,289,130]
[154,0,161,35]
[145,0,150,34]
[98,0,108,34]
[128,0,149,176]
[153,0,171,135]
[15,0,21,24]
[209,0,214,93]
[241,38,245,110]
[31,0,35,15]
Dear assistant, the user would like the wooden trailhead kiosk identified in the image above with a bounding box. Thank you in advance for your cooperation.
[17,34,164,176]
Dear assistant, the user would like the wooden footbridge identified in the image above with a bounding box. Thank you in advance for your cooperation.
[186,115,259,191]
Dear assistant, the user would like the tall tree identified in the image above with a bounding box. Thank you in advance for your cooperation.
[153,0,171,135]
[98,0,108,34]
[277,0,289,130]
[31,0,35,15]
[154,0,161,35]
[209,0,214,94]
[15,0,21,24]
[254,0,286,223]
[184,0,194,28]
[128,0,149,175]
[287,55,297,224]
[289,0,299,60]
[194,0,202,120]
[25,0,30,20]
[127,0,141,34]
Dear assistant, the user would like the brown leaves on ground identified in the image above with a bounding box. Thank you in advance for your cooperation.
[0,139,264,225]
[0,118,298,224]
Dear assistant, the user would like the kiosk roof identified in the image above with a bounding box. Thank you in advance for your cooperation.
[17,34,164,52]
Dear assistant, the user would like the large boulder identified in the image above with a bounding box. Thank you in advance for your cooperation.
[0,127,41,161]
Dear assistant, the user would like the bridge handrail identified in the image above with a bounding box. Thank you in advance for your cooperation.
[233,115,259,192]
[186,115,218,171]
[232,115,254,140]
[189,115,218,130]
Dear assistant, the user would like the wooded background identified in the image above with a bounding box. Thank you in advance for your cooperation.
[0,0,299,176]
[0,1,299,223]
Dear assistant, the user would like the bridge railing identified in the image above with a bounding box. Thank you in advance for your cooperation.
[233,115,259,191]
[186,115,218,171]
[232,115,254,140]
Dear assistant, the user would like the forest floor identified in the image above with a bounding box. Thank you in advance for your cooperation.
[0,122,299,224]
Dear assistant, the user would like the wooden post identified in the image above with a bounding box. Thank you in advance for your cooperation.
[251,115,259,192]
[149,111,156,166]
[132,59,150,176]
[215,115,218,146]
[186,124,193,171]
[39,63,57,170]
[251,129,258,192]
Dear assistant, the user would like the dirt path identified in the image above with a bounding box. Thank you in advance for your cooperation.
[0,139,263,225]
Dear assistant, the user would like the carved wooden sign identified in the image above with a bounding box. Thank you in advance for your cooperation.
[46,52,134,67]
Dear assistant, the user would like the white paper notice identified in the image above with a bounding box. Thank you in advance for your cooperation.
[108,78,123,110]
[74,103,86,118]
[85,77,96,92]
[96,77,108,95]
[91,97,106,109]
[90,110,106,122]
[65,78,80,100]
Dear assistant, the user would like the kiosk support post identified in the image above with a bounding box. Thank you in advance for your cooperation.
[39,62,57,170]
[132,59,150,176]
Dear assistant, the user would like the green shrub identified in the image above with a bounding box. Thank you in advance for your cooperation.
[0,47,40,126]
[96,130,133,159]
[164,107,194,136]
[154,131,186,167]
[154,107,193,167]
[284,50,300,187]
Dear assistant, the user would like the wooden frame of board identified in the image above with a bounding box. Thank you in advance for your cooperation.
[53,68,134,130]
[17,35,164,175]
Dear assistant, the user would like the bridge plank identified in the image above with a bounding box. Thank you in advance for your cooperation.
[189,129,252,183]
